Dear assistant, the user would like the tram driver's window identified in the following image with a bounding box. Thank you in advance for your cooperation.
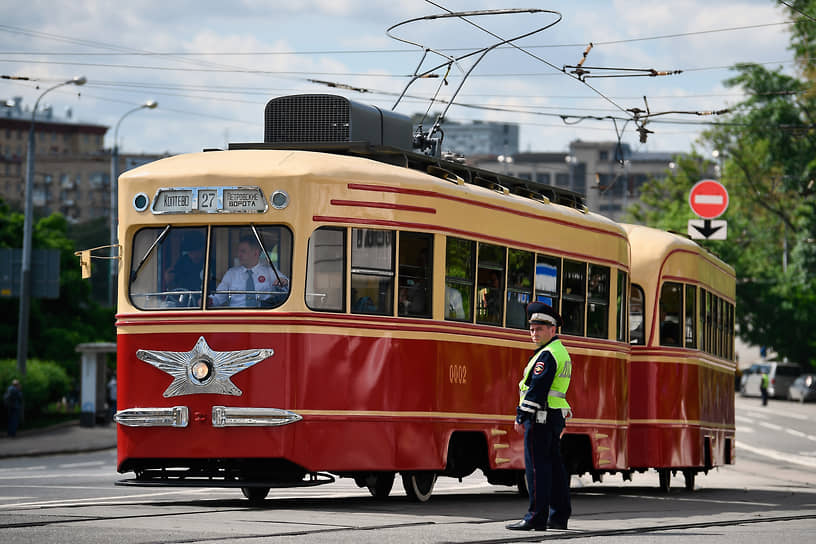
[659,282,683,347]
[129,226,208,310]
[206,226,292,309]
[398,232,432,318]
[351,228,394,315]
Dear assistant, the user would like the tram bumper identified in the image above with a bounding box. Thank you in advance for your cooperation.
[114,406,302,428]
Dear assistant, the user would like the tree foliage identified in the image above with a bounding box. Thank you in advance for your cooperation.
[627,0,816,369]
[0,199,114,378]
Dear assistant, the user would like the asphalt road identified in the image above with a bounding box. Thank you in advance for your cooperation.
[0,394,814,543]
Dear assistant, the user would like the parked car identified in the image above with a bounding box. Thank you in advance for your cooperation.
[739,363,763,391]
[740,362,802,399]
[787,374,816,403]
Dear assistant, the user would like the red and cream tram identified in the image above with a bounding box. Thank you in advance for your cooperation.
[105,95,732,502]
[624,224,736,490]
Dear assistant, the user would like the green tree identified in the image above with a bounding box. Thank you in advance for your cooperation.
[628,0,816,369]
[0,198,115,377]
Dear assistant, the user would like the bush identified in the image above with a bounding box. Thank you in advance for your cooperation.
[0,359,71,418]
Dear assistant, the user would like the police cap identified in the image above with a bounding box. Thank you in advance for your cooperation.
[526,301,562,327]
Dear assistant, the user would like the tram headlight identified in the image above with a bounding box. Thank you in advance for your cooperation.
[191,360,213,383]
[270,190,289,209]
[133,192,149,212]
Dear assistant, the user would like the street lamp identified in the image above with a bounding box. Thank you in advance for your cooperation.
[712,149,723,179]
[497,154,514,175]
[16,75,86,375]
[109,100,158,306]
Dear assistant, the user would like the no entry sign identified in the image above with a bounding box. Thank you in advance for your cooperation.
[689,179,729,219]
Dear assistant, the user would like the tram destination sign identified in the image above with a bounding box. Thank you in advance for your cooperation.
[151,186,268,214]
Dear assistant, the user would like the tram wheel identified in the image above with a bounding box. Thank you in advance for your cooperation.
[657,469,671,492]
[241,486,270,504]
[366,472,395,499]
[683,470,696,491]
[402,472,437,502]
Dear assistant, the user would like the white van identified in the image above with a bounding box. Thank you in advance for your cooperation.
[741,362,803,399]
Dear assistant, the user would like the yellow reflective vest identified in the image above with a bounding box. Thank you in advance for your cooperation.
[518,338,572,410]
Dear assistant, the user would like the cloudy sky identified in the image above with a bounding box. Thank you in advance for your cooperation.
[0,0,797,157]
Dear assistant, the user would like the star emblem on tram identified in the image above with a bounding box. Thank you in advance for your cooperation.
[136,336,274,398]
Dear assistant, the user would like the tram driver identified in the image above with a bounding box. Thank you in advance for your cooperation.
[208,236,289,308]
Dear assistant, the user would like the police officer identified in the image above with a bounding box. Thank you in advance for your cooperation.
[506,302,572,531]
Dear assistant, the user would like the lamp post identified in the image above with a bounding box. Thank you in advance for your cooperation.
[16,76,86,375]
[109,100,157,306]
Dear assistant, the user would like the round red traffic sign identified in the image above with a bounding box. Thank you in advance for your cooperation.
[689,179,729,219]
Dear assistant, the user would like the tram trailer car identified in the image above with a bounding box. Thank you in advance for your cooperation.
[112,94,646,502]
[624,224,736,491]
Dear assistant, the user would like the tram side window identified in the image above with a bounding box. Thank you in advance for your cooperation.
[705,291,713,353]
[561,260,586,336]
[697,287,709,351]
[476,243,506,326]
[685,284,697,349]
[629,284,645,345]
[714,297,723,357]
[586,264,610,339]
[535,255,560,310]
[206,226,292,309]
[506,249,533,329]
[129,226,208,310]
[306,227,345,312]
[616,270,628,342]
[398,232,432,318]
[659,282,683,347]
[445,237,475,321]
[351,228,394,315]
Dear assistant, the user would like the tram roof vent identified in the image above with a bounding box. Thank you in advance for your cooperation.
[264,94,413,151]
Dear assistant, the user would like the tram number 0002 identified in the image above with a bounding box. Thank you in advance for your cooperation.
[449,364,468,385]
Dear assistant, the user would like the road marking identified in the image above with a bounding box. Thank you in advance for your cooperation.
[0,466,46,473]
[744,406,808,421]
[745,411,769,420]
[734,415,753,423]
[759,421,784,431]
[0,488,216,510]
[736,426,755,433]
[58,461,105,468]
[0,472,117,481]
[786,428,806,438]
[736,441,816,468]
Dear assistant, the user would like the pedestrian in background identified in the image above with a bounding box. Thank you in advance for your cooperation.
[506,302,572,531]
[4,379,23,437]
[760,370,769,406]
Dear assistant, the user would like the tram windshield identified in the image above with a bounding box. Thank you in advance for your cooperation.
[129,225,292,310]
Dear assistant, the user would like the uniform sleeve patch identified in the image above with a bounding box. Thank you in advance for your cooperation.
[533,362,545,375]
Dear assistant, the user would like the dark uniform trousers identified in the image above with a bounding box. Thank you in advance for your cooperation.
[522,407,571,527]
